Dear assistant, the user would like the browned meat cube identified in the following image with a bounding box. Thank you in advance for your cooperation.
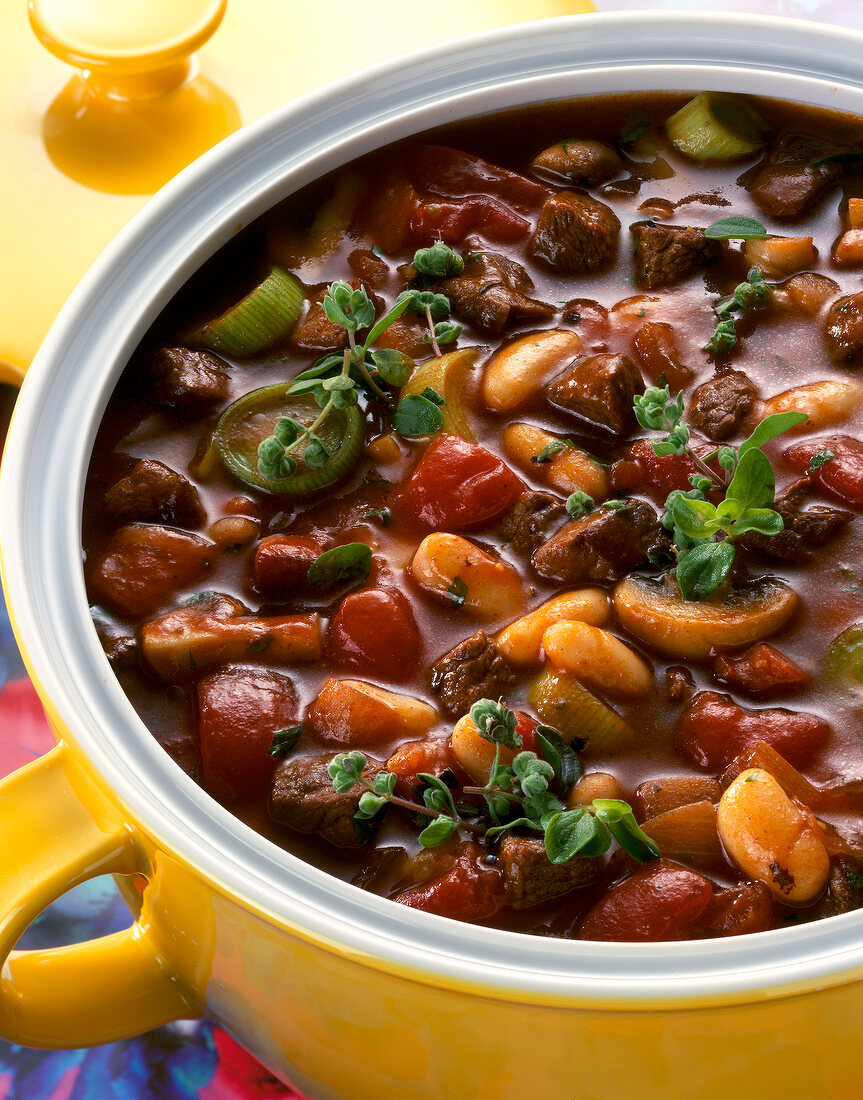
[545,352,644,438]
[739,478,851,563]
[437,250,554,336]
[150,347,230,417]
[744,133,844,221]
[531,500,669,584]
[825,290,863,365]
[498,491,567,558]
[688,370,758,441]
[826,856,863,916]
[293,280,383,352]
[104,459,205,529]
[347,247,389,288]
[87,524,213,618]
[630,222,721,289]
[632,321,695,390]
[528,191,620,273]
[430,629,516,719]
[198,666,298,802]
[269,752,382,848]
[498,833,601,909]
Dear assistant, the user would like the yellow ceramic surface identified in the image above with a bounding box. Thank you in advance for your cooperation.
[3,14,863,1099]
[0,0,592,372]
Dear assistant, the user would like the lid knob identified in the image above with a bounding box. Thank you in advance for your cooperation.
[29,0,227,97]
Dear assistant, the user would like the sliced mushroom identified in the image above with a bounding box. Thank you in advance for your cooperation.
[613,575,798,660]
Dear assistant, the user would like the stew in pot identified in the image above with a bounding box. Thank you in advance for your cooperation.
[83,91,863,941]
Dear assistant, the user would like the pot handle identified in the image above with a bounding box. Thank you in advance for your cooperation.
[0,743,199,1046]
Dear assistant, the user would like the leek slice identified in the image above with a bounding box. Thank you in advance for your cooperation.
[529,668,635,755]
[192,266,304,357]
[215,384,363,497]
[665,92,765,163]
[399,347,480,441]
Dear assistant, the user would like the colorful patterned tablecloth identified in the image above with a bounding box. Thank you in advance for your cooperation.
[3,0,863,1096]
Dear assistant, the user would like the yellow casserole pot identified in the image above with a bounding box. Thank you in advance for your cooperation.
[3,15,863,1098]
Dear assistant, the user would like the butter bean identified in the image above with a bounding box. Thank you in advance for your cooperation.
[542,620,653,698]
[502,422,608,498]
[496,589,610,667]
[482,330,581,411]
[409,532,524,622]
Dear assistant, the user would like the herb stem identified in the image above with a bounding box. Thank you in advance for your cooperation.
[425,304,442,357]
[687,449,726,489]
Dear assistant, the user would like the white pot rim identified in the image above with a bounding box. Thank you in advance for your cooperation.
[5,10,863,1007]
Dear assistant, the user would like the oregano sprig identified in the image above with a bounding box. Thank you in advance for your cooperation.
[706,266,770,356]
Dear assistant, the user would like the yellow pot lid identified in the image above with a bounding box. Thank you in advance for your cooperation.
[1,0,594,376]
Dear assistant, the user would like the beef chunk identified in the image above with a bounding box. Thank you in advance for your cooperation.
[150,347,230,417]
[498,834,601,909]
[825,291,863,366]
[826,857,863,916]
[293,280,383,352]
[430,630,516,719]
[531,500,670,584]
[499,491,567,558]
[739,477,852,563]
[528,191,620,273]
[630,221,721,289]
[744,134,844,221]
[87,524,214,618]
[347,247,389,288]
[545,352,644,438]
[688,370,758,441]
[437,250,554,335]
[269,753,382,848]
[104,459,205,529]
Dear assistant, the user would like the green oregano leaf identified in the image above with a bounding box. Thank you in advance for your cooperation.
[675,539,736,601]
[448,576,468,609]
[704,215,769,240]
[268,726,304,757]
[307,543,372,589]
[809,447,836,473]
[535,725,582,793]
[393,394,445,437]
[566,491,594,517]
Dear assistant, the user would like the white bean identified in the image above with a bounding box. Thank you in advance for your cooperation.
[502,422,609,498]
[761,379,863,432]
[542,620,653,698]
[717,768,830,904]
[409,532,524,622]
[496,589,610,667]
[482,330,581,411]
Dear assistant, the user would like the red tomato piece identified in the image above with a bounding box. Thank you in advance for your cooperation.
[611,439,721,504]
[395,843,506,921]
[356,172,422,254]
[328,588,421,680]
[697,881,775,938]
[578,859,714,942]
[253,534,324,597]
[712,643,809,700]
[405,145,551,212]
[386,737,464,797]
[87,523,213,618]
[785,435,863,507]
[409,197,530,246]
[399,434,523,530]
[197,666,297,802]
[676,691,829,772]
[515,711,541,755]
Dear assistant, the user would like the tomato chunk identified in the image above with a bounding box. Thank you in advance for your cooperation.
[395,843,505,921]
[405,146,551,212]
[578,859,713,942]
[611,439,720,503]
[409,197,530,246]
[399,434,523,530]
[197,666,297,802]
[676,690,829,772]
[253,534,324,597]
[386,737,463,798]
[712,643,809,700]
[328,588,421,680]
[697,881,775,938]
[785,435,863,507]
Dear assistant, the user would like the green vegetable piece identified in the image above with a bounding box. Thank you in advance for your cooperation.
[619,106,650,147]
[216,386,364,497]
[824,624,863,689]
[675,540,736,601]
[448,576,468,609]
[592,799,660,861]
[535,725,583,793]
[393,393,446,437]
[307,543,372,589]
[704,216,769,240]
[809,448,836,473]
[565,491,594,518]
[544,809,611,863]
[268,725,304,757]
[665,92,765,163]
[191,266,304,357]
